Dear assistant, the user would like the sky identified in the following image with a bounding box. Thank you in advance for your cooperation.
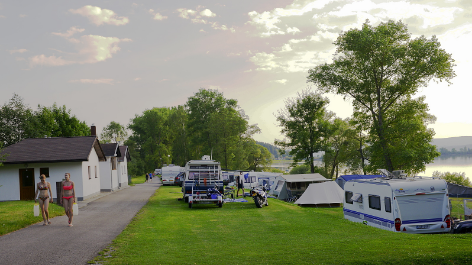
[2,0,471,144]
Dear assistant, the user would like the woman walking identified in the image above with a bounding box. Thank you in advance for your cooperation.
[34,174,53,226]
[62,173,76,227]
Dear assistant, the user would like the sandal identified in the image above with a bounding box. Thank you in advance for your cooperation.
[68,224,73,227]
[48,221,51,225]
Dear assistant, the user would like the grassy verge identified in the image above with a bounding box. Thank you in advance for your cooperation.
[92,186,472,265]
[0,201,64,236]
[130,175,147,185]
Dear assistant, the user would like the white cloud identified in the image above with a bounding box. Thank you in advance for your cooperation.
[9,48,28,54]
[149,9,167,20]
[70,5,129,26]
[249,52,278,71]
[52,26,85,38]
[274,79,288,84]
[19,14,27,18]
[29,55,71,67]
[134,77,141,81]
[70,78,115,85]
[200,9,216,17]
[0,15,6,19]
[30,30,131,67]
[177,7,234,32]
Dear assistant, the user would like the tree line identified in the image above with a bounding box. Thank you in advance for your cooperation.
[438,147,472,156]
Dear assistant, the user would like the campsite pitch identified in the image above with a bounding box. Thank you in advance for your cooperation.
[91,186,472,264]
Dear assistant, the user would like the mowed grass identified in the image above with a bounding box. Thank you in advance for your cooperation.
[0,201,65,236]
[92,186,472,265]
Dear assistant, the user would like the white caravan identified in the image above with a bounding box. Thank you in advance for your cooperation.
[182,155,223,204]
[161,165,183,185]
[344,175,451,233]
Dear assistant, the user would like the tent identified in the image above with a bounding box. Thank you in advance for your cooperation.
[275,173,331,200]
[335,175,384,189]
[447,183,472,198]
[294,181,344,207]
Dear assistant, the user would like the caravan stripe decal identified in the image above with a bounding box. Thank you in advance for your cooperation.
[344,208,394,228]
[344,209,444,225]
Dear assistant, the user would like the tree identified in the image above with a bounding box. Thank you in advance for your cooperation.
[100,121,128,144]
[289,165,310,174]
[308,20,455,173]
[168,105,189,167]
[34,104,90,138]
[432,171,471,187]
[246,142,272,172]
[323,118,353,179]
[275,88,330,173]
[0,94,36,146]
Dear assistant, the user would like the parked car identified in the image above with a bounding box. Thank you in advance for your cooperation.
[175,172,185,187]
[451,220,472,234]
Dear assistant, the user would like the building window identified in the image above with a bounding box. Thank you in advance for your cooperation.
[385,197,392,213]
[88,166,91,179]
[345,191,353,204]
[40,168,49,178]
[369,195,381,210]
[95,166,98,178]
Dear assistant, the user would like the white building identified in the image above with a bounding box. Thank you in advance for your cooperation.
[99,143,121,192]
[0,136,106,201]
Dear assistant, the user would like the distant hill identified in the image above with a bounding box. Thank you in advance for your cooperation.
[431,136,472,151]
[256,141,290,159]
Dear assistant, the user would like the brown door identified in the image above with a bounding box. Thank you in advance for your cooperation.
[19,168,35,200]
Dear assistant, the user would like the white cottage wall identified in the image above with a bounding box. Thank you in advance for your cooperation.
[99,158,112,191]
[117,159,128,187]
[81,148,101,200]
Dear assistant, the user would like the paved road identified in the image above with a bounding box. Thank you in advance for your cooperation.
[0,181,161,265]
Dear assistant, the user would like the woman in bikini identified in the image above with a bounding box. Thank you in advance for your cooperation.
[62,173,76,227]
[34,174,53,226]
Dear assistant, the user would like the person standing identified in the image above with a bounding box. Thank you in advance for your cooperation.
[236,172,245,197]
[62,173,76,227]
[34,174,53,226]
[149,172,153,182]
[145,173,149,183]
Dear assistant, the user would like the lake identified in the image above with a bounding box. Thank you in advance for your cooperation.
[422,156,472,182]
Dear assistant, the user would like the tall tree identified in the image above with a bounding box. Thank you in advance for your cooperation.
[100,121,128,144]
[246,141,272,172]
[34,104,90,138]
[0,94,36,146]
[168,105,189,167]
[275,88,330,173]
[308,20,455,172]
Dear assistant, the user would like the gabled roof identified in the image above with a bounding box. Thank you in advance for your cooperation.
[100,143,121,157]
[0,136,106,164]
[117,146,131,162]
[281,173,331,183]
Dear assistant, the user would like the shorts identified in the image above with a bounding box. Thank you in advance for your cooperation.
[238,183,243,189]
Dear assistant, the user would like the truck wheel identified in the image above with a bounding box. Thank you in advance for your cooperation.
[189,202,192,208]
[218,202,223,208]
[184,196,189,203]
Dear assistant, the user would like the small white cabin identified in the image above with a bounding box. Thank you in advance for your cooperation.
[344,177,451,233]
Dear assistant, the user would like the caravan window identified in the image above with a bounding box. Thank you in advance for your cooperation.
[385,197,391,213]
[351,193,363,203]
[345,191,353,204]
[369,195,381,210]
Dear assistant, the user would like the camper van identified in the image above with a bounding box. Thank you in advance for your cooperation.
[161,165,184,185]
[182,155,223,203]
[344,175,451,233]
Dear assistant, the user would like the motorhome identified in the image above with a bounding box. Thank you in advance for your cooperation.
[161,165,184,185]
[182,156,223,203]
[343,172,451,233]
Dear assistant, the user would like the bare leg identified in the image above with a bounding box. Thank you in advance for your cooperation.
[63,198,73,225]
[39,199,47,225]
[43,199,50,224]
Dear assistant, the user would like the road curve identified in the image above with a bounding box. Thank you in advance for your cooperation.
[0,181,161,265]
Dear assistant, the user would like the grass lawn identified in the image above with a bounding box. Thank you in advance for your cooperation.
[92,186,472,265]
[0,201,65,236]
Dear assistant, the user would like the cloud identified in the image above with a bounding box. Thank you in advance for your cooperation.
[30,55,71,66]
[274,79,288,84]
[51,26,85,38]
[70,5,129,26]
[177,7,234,32]
[200,9,216,17]
[70,78,115,85]
[29,28,131,67]
[19,14,27,18]
[134,77,141,81]
[9,49,28,54]
[149,9,167,20]
[0,15,5,19]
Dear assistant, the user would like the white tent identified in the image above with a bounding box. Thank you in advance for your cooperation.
[294,181,344,207]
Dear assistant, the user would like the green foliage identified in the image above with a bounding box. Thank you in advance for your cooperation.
[275,88,330,173]
[0,94,90,147]
[289,164,310,174]
[246,142,272,171]
[308,20,454,173]
[432,171,471,187]
[100,121,128,144]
